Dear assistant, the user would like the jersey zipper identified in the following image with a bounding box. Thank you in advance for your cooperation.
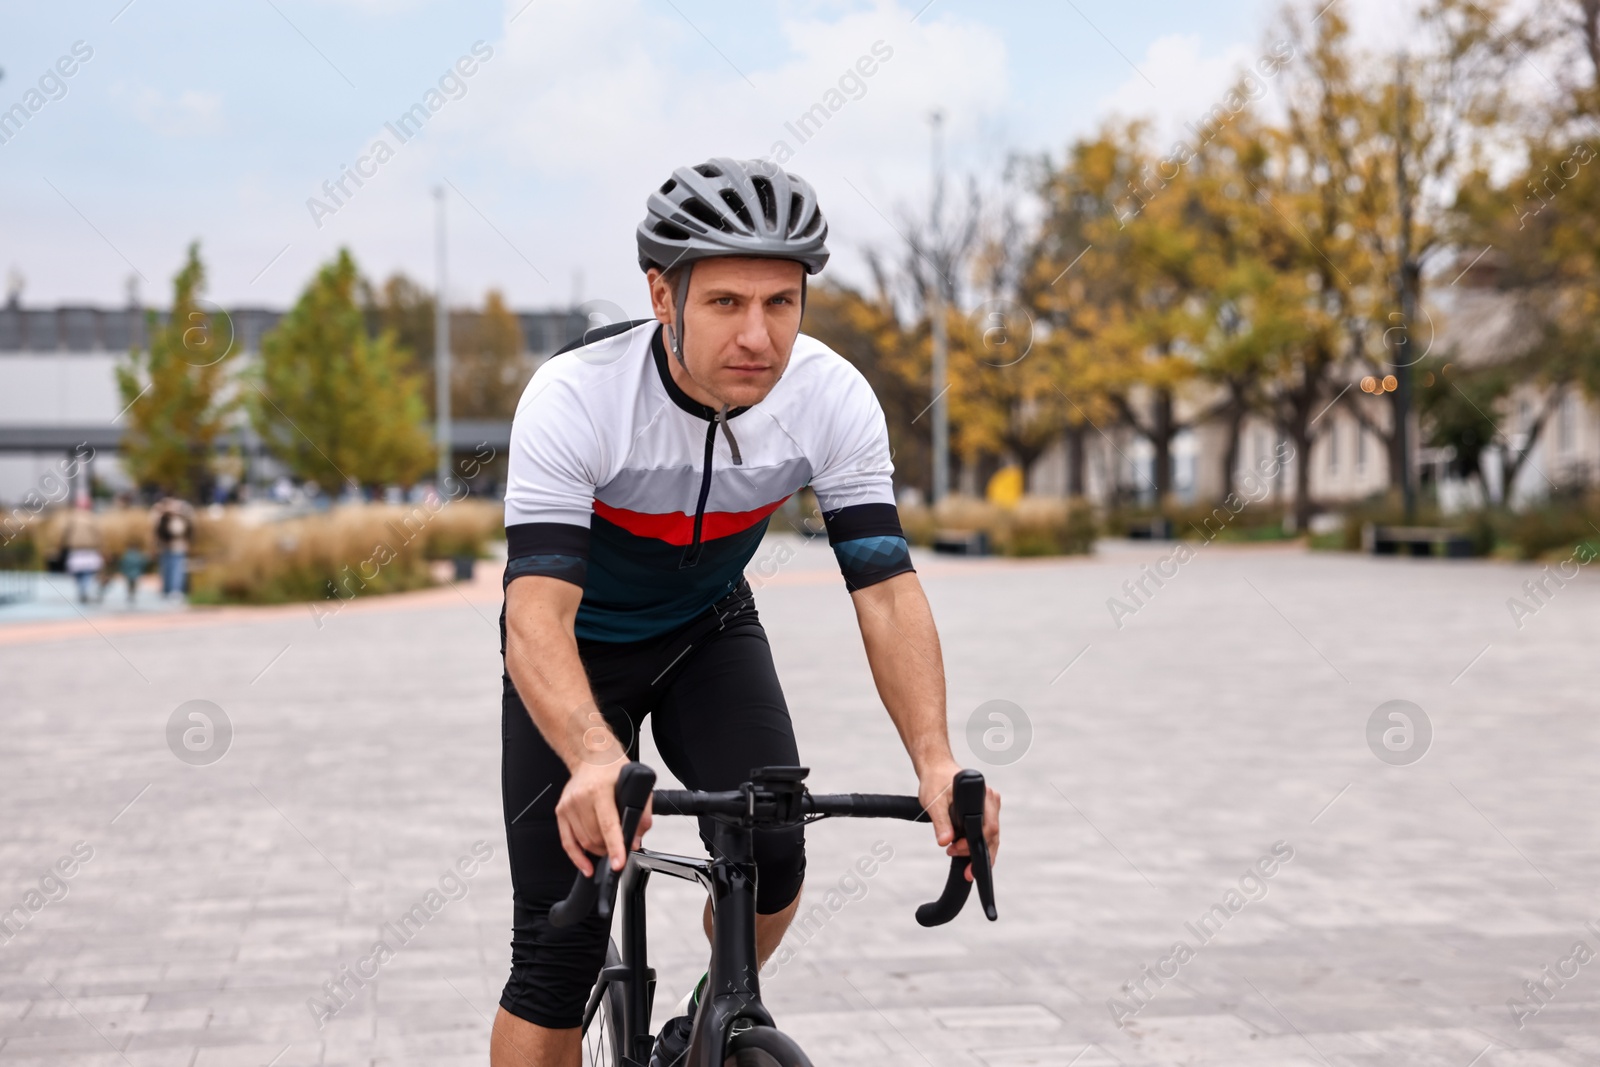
[680,419,719,568]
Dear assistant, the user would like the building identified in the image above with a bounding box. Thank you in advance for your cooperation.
[1,274,1586,513]
[0,301,588,503]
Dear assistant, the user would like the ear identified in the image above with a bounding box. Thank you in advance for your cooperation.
[647,269,673,326]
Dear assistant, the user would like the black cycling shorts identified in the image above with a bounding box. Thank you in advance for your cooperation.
[498,583,806,1030]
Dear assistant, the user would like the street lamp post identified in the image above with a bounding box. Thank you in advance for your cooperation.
[434,186,452,494]
[929,110,949,505]
[1393,54,1418,523]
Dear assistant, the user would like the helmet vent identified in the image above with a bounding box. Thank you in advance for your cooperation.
[788,193,806,235]
[719,189,755,230]
[660,178,678,194]
[680,197,730,232]
[652,219,692,241]
[751,177,778,227]
[694,163,723,178]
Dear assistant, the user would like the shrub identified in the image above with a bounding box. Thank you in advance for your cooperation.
[1009,497,1097,556]
[419,498,502,559]
[189,505,437,605]
[1311,493,1583,559]
[0,529,40,570]
[898,495,1096,557]
[1505,503,1600,561]
[1332,495,1444,552]
[1161,501,1292,542]
[18,506,178,570]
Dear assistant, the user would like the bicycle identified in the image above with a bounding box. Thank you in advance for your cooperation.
[550,762,997,1067]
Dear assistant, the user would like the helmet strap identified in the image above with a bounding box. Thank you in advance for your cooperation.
[669,262,732,409]
[668,263,693,370]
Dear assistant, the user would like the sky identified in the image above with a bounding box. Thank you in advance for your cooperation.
[1,0,1425,317]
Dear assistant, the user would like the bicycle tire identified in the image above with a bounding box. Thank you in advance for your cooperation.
[582,941,627,1067]
[725,1025,814,1067]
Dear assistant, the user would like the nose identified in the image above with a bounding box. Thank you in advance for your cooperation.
[734,300,772,355]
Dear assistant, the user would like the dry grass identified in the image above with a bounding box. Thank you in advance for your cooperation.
[21,507,170,565]
[420,498,503,559]
[900,495,1096,556]
[190,498,502,605]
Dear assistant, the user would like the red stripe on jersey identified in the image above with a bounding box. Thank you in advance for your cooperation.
[593,495,791,546]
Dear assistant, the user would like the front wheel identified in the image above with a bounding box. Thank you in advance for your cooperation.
[581,942,627,1066]
[725,1025,814,1067]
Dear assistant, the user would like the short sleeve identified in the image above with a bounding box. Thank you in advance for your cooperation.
[808,360,914,591]
[807,361,897,514]
[503,374,599,589]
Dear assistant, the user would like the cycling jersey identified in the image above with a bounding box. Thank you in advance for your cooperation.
[502,320,913,641]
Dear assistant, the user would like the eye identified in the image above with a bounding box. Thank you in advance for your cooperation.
[714,296,735,306]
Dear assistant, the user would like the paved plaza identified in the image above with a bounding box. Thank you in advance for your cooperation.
[1,534,1597,1065]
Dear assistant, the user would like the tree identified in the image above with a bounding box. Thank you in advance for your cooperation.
[252,250,435,491]
[947,165,1079,494]
[451,290,529,420]
[366,272,437,412]
[1243,4,1382,529]
[804,280,932,497]
[1028,123,1211,507]
[1440,0,1600,501]
[115,242,236,499]
[1332,0,1517,498]
[1416,355,1506,487]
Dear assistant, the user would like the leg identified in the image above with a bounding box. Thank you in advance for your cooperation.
[702,893,801,968]
[495,607,662,1067]
[490,1006,579,1067]
[651,607,807,939]
[496,687,625,1067]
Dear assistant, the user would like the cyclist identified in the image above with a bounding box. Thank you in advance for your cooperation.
[492,157,1001,1067]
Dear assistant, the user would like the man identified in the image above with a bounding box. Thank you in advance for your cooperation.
[150,494,194,599]
[493,157,1000,1067]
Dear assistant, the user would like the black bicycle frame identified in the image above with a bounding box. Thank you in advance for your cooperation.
[591,817,774,1067]
[564,762,995,1066]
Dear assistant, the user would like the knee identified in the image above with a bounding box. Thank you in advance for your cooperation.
[754,829,806,914]
[501,900,610,1029]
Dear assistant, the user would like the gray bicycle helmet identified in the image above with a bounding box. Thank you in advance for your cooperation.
[637,157,830,275]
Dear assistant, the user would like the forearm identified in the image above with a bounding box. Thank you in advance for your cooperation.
[504,578,622,771]
[851,572,955,776]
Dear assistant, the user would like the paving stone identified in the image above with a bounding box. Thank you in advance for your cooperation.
[3,537,1599,1063]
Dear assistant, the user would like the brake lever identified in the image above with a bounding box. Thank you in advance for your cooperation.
[914,769,997,927]
[549,762,657,928]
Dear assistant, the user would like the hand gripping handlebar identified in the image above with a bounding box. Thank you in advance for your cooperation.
[548,762,657,929]
[548,763,996,928]
[914,769,997,926]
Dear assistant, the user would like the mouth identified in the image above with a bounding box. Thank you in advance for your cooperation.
[726,364,770,375]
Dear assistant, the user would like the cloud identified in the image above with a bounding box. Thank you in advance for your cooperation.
[117,86,225,138]
[1095,33,1259,143]
[422,0,1010,306]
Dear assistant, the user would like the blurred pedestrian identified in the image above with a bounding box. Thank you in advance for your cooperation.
[108,543,150,605]
[151,495,195,599]
[60,499,104,604]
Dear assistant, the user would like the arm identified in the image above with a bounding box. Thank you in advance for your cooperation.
[851,571,1000,874]
[504,575,649,876]
[802,354,1001,871]
[501,366,648,878]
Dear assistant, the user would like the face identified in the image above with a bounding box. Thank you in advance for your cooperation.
[648,256,805,409]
